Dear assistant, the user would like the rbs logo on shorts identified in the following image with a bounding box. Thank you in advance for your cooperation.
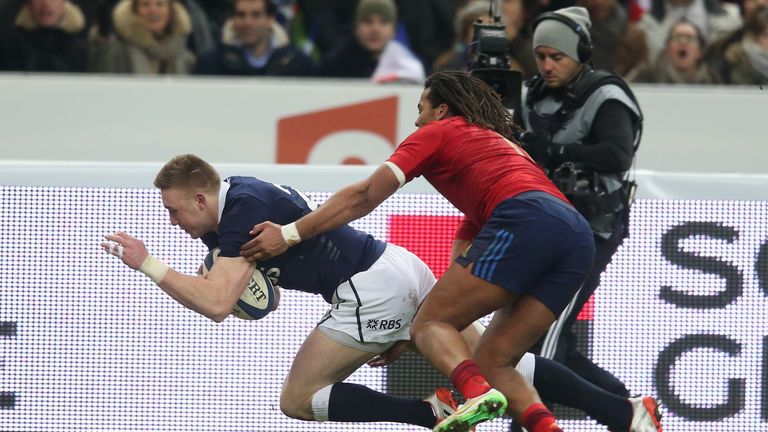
[366,318,402,330]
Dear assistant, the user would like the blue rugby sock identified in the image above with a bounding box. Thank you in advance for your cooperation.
[533,355,631,430]
[327,382,435,428]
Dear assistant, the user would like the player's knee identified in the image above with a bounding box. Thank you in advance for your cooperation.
[409,320,425,341]
[410,319,442,341]
[409,320,440,352]
[279,388,314,420]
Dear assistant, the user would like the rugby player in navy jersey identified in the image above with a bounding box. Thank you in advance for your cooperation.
[103,154,660,432]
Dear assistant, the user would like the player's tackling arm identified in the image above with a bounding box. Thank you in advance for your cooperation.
[103,231,252,322]
[240,164,401,262]
[297,164,401,237]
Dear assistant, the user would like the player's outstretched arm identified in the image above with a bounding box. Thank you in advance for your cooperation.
[240,164,401,262]
[103,232,253,321]
[102,231,150,271]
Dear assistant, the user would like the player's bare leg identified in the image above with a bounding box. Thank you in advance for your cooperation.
[475,295,558,414]
[411,262,563,432]
[281,328,445,428]
[280,328,373,420]
[411,264,514,376]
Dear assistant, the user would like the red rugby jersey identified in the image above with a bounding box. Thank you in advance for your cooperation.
[387,116,569,240]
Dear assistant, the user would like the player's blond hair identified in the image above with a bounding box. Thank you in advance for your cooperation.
[154,154,221,193]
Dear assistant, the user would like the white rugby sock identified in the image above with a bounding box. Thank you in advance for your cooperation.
[515,352,537,383]
[311,384,333,422]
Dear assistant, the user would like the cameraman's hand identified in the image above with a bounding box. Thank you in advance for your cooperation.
[548,143,571,166]
[520,131,554,167]
[520,132,573,168]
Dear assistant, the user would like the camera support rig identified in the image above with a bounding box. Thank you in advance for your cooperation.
[468,0,523,123]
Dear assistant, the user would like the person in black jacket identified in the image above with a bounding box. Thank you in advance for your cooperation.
[517,7,657,432]
[0,0,88,72]
[319,0,395,78]
[194,0,316,77]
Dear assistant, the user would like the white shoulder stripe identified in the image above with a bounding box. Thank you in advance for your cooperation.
[383,161,406,188]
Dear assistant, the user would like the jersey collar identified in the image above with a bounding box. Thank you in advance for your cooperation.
[217,181,230,224]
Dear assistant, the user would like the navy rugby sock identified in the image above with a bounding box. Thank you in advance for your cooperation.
[533,356,631,430]
[327,382,435,428]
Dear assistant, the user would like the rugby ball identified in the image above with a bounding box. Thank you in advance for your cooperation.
[201,248,278,320]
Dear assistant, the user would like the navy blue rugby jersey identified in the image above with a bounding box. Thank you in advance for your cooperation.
[200,176,386,303]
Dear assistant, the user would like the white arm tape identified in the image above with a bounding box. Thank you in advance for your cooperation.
[383,161,406,188]
[281,222,302,246]
[139,255,170,285]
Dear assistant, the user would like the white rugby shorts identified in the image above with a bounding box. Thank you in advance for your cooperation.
[317,244,435,346]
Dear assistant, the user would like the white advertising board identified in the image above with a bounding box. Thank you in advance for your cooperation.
[0,74,765,174]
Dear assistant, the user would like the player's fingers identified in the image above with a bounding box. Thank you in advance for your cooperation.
[368,345,398,366]
[105,243,123,257]
[100,243,111,254]
[240,237,260,255]
[367,360,380,367]
[249,251,265,262]
[102,241,117,256]
[114,231,131,243]
[248,222,266,235]
[101,238,125,258]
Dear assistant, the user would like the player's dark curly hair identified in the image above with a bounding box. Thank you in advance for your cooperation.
[424,71,523,142]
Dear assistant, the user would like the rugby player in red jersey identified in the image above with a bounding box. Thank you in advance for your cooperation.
[241,71,652,432]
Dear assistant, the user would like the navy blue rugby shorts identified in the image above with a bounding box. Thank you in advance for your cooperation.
[455,191,595,315]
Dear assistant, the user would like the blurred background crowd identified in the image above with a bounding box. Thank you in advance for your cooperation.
[0,0,765,85]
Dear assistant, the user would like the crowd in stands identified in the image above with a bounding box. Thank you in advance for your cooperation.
[0,0,765,84]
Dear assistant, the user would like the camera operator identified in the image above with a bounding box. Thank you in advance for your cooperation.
[519,6,642,400]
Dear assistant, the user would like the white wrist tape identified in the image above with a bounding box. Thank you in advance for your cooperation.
[139,255,170,284]
[281,222,302,246]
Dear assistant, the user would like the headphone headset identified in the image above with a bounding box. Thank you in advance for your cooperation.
[532,12,593,63]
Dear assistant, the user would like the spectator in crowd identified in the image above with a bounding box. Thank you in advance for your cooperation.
[628,19,721,83]
[394,0,461,74]
[432,0,493,72]
[639,0,742,61]
[577,0,648,75]
[88,0,195,75]
[707,0,768,83]
[0,0,20,28]
[517,7,652,430]
[1,0,100,32]
[502,0,539,78]
[0,0,88,72]
[194,0,316,76]
[193,0,236,40]
[88,0,214,58]
[177,0,214,56]
[320,0,424,82]
[719,4,768,84]
[291,0,457,73]
[290,0,357,61]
